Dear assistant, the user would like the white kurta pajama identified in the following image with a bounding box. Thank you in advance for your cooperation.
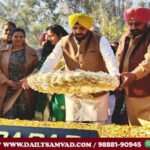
[40,36,119,123]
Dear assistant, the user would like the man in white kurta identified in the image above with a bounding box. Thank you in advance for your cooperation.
[40,13,119,123]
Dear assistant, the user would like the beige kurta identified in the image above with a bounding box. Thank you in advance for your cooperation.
[119,35,150,126]
[65,93,109,122]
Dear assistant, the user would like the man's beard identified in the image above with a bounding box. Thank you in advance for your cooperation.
[7,35,13,44]
[74,32,89,43]
[130,29,144,37]
[7,40,12,44]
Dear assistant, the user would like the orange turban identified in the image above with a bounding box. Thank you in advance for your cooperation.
[68,13,94,29]
[124,7,150,24]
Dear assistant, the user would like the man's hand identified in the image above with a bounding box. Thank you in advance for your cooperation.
[119,72,137,91]
[6,80,18,90]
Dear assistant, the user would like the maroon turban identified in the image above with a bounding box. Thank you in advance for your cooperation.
[124,7,150,24]
[38,33,47,45]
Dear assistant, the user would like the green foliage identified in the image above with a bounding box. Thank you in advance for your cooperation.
[0,0,58,48]
[100,17,125,42]
[0,0,149,48]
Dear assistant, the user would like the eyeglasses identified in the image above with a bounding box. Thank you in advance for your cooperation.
[128,22,142,27]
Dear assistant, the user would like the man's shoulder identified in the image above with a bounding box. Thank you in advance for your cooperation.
[90,31,102,43]
[91,31,102,38]
[118,32,130,43]
[121,31,130,38]
[0,45,11,56]
[0,44,11,51]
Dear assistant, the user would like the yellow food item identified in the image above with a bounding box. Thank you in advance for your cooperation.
[0,119,150,137]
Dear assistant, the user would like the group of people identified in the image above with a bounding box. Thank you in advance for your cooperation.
[0,7,149,126]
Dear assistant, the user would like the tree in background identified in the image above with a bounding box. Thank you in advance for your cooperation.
[0,0,58,47]
[0,0,149,47]
[58,0,133,42]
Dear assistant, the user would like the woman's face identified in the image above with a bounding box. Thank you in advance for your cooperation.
[47,30,61,45]
[12,31,25,47]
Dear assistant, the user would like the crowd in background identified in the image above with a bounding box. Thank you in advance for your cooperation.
[0,7,149,126]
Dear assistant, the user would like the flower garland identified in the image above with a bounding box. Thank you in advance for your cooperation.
[27,69,119,94]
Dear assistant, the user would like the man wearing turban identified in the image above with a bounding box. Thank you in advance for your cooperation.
[39,13,119,123]
[117,7,150,126]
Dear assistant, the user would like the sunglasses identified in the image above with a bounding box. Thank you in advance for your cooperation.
[128,22,142,27]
